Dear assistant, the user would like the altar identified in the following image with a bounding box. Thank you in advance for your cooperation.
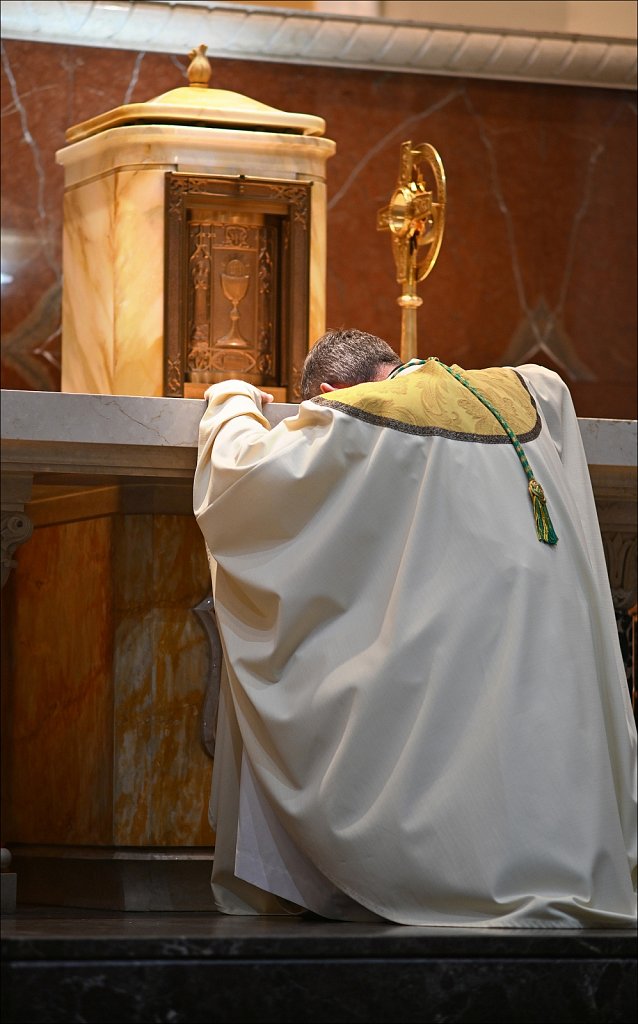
[1,387,636,916]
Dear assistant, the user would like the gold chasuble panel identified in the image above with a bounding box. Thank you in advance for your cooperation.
[316,363,541,443]
[164,174,311,401]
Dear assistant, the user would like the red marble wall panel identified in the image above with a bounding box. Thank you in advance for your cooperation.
[1,39,635,417]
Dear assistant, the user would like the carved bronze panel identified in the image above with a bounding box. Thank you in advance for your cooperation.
[164,173,311,401]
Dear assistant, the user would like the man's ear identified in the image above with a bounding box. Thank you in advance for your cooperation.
[319,382,338,393]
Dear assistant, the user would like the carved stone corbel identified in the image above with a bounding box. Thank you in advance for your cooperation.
[1,473,34,589]
[601,530,638,613]
[1,512,33,589]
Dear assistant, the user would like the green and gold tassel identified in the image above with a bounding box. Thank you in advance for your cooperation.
[529,478,558,545]
[394,357,559,546]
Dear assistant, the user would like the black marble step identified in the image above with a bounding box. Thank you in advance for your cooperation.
[2,908,636,1023]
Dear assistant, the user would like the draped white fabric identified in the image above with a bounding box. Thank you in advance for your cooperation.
[194,363,637,927]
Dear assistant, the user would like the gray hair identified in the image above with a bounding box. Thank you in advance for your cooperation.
[300,328,400,401]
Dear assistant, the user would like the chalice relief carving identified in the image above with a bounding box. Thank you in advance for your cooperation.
[217,258,251,348]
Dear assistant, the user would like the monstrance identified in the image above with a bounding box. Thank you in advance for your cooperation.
[377,141,446,362]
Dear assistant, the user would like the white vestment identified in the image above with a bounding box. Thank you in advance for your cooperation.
[193,361,637,927]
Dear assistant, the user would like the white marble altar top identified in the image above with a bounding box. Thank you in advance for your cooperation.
[1,389,636,472]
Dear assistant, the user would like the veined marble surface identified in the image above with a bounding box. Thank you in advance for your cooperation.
[579,417,638,469]
[3,41,635,419]
[1,389,635,471]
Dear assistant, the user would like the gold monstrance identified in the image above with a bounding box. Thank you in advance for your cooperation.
[377,142,446,362]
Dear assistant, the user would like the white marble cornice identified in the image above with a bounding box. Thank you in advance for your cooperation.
[1,1,635,90]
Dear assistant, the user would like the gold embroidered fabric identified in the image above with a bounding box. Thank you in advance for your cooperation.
[315,362,540,442]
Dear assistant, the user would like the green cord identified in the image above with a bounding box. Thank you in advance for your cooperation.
[390,357,558,545]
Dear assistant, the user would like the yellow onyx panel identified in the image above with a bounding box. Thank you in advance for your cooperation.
[61,167,165,396]
[61,176,116,395]
[111,514,213,846]
[7,518,115,844]
[112,513,155,611]
[112,515,210,611]
[308,179,328,349]
[151,514,211,607]
[113,607,213,846]
[6,509,216,849]
[112,169,165,397]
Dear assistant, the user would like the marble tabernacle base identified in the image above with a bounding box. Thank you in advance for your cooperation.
[2,909,635,1024]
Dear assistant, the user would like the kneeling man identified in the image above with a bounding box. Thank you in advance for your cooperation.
[193,328,637,927]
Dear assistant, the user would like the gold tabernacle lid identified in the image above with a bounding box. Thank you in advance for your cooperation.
[65,44,325,143]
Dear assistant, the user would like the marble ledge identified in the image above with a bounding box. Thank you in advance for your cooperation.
[2,912,635,963]
[1,0,635,90]
[57,126,336,189]
[1,390,636,487]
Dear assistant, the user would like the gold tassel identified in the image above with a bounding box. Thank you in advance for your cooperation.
[529,479,558,545]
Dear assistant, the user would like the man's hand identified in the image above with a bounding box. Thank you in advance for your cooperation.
[257,389,274,404]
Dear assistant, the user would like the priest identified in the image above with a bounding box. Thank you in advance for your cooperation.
[193,328,637,927]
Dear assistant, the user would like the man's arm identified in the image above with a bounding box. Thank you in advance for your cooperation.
[193,379,275,520]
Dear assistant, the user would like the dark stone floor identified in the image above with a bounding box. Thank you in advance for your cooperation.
[2,906,636,1023]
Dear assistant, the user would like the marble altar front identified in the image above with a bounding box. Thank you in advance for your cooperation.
[1,390,636,913]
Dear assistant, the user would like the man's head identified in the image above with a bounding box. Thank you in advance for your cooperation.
[300,328,401,401]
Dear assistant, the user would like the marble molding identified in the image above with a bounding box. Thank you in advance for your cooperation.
[56,123,335,398]
[1,0,635,90]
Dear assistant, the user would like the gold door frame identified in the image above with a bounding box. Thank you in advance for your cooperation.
[164,172,312,400]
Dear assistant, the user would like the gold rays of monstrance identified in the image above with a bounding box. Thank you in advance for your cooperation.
[377,142,446,362]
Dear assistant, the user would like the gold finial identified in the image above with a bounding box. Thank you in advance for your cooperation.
[187,44,212,89]
[377,142,446,362]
